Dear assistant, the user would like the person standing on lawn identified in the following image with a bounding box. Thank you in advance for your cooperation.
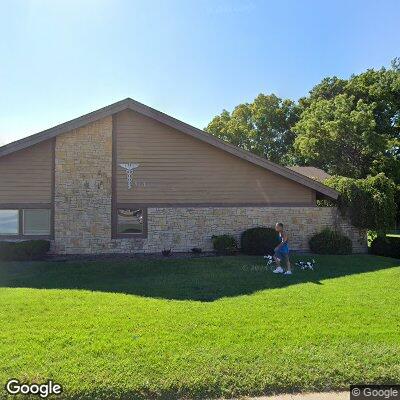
[272,222,292,275]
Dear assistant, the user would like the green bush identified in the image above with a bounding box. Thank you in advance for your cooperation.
[0,240,50,261]
[241,227,280,255]
[325,173,397,230]
[309,228,352,254]
[370,236,400,258]
[211,235,238,255]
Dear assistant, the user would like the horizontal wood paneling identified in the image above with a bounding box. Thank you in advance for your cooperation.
[0,140,53,204]
[115,109,315,204]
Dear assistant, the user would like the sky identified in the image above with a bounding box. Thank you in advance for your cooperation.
[0,0,399,146]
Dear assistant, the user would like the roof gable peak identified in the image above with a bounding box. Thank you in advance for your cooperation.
[0,98,338,199]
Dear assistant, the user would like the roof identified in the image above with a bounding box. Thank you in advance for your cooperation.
[288,166,332,182]
[0,98,339,200]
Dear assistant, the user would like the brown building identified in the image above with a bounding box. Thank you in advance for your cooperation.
[0,98,366,254]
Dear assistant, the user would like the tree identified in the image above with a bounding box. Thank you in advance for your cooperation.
[206,93,299,163]
[205,59,400,182]
[293,94,384,178]
[324,173,397,231]
[299,76,347,108]
[295,60,400,180]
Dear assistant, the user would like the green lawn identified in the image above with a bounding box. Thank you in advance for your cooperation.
[0,254,399,399]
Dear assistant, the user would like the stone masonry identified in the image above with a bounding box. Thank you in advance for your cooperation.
[53,117,367,254]
[141,207,367,253]
[54,117,113,254]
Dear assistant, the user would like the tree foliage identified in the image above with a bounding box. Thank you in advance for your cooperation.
[206,60,399,181]
[295,61,400,180]
[324,173,397,230]
[205,59,400,225]
[294,94,382,178]
[206,93,299,163]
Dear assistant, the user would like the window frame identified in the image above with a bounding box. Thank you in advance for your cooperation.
[113,205,148,239]
[0,204,53,240]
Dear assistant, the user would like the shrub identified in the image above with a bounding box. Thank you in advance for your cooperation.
[324,173,397,230]
[191,247,202,254]
[241,227,280,255]
[211,235,238,255]
[0,240,50,261]
[309,228,352,254]
[162,249,172,257]
[370,236,400,258]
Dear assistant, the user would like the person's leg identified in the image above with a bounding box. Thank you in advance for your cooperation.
[286,256,292,272]
[273,252,284,273]
[283,253,292,275]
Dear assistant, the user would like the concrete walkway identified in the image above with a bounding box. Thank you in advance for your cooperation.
[238,392,349,400]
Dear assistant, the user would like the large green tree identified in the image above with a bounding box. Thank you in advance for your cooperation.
[294,59,400,179]
[206,93,299,163]
[206,59,400,181]
[293,94,383,178]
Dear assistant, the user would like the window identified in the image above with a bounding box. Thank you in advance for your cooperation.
[23,209,51,236]
[117,208,146,236]
[0,208,52,237]
[0,210,19,235]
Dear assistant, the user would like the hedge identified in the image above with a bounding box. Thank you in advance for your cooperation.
[211,235,238,255]
[370,236,400,258]
[0,240,50,261]
[309,228,352,254]
[241,227,280,255]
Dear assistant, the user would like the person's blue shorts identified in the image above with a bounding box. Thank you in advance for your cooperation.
[275,250,289,262]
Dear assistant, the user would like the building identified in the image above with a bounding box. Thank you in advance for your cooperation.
[0,98,366,254]
[288,166,331,182]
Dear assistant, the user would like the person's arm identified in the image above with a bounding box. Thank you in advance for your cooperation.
[275,232,288,251]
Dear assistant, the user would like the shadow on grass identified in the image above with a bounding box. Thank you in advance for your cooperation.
[0,254,398,301]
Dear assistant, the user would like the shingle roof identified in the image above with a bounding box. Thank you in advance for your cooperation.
[288,166,332,182]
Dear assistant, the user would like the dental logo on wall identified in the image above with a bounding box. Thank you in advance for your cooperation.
[119,162,140,190]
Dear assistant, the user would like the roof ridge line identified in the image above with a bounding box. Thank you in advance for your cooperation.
[0,97,338,199]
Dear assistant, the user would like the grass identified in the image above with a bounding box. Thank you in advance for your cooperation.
[0,254,399,399]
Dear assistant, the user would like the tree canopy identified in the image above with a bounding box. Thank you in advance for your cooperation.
[206,93,299,163]
[294,60,400,180]
[205,59,400,228]
[293,94,382,178]
[206,59,400,182]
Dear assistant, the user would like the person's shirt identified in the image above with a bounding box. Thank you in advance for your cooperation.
[279,231,289,253]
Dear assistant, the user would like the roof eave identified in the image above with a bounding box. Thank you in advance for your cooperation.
[0,97,339,200]
[123,99,339,200]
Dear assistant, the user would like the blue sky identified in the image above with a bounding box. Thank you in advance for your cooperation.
[0,0,399,145]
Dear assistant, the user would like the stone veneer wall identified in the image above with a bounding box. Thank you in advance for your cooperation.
[53,117,113,254]
[141,207,367,253]
[53,116,367,254]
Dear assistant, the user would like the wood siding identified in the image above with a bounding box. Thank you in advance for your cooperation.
[115,110,315,205]
[0,140,53,204]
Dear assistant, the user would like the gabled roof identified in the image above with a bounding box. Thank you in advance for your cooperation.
[288,166,332,182]
[0,98,338,199]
